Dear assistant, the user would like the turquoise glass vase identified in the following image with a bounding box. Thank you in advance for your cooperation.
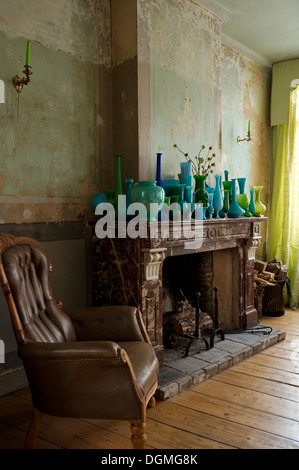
[91,193,107,210]
[228,179,245,218]
[184,185,193,203]
[161,179,179,197]
[130,181,165,221]
[212,174,223,218]
[180,161,192,186]
[178,183,189,219]
[207,192,214,219]
[237,177,246,194]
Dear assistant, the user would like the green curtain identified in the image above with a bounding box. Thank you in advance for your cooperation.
[267,86,299,309]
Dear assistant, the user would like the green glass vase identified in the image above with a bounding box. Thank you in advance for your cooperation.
[222,180,232,203]
[251,185,266,217]
[194,175,208,206]
[223,189,230,217]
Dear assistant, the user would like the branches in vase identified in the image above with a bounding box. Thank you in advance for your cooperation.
[173,143,216,176]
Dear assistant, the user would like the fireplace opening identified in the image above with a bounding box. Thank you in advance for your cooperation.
[162,248,240,351]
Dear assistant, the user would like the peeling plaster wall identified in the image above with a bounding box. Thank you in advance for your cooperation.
[0,0,111,224]
[110,0,139,184]
[142,0,222,179]
[221,45,271,258]
[0,0,111,66]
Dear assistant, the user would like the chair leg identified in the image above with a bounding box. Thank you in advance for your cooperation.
[25,408,43,449]
[147,396,156,409]
[130,420,146,449]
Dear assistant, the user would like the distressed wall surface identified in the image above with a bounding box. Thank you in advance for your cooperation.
[221,45,271,257]
[137,0,222,180]
[0,0,272,231]
[0,0,111,223]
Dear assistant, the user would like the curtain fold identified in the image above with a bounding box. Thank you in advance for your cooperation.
[267,87,299,309]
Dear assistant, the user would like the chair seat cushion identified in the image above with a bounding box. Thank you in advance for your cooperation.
[118,341,159,397]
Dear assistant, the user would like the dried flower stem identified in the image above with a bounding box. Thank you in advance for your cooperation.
[173,143,216,176]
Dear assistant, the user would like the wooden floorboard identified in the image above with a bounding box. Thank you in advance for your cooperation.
[0,308,298,449]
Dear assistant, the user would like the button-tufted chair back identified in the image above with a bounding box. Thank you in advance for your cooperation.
[0,235,77,344]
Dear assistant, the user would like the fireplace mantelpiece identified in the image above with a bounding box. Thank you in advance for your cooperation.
[91,218,266,364]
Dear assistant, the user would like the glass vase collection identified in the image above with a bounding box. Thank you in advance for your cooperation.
[90,153,266,222]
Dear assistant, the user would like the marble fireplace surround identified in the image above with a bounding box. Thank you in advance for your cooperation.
[92,218,266,365]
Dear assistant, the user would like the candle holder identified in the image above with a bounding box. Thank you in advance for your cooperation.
[237,131,252,145]
[12,65,32,93]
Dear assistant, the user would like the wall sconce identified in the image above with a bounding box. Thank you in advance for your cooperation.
[237,121,252,145]
[12,41,32,94]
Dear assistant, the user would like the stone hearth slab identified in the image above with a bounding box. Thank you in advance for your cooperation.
[156,325,286,400]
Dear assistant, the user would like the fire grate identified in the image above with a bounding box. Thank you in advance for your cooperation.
[182,287,225,357]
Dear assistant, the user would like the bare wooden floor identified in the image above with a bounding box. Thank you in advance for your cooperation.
[0,308,298,450]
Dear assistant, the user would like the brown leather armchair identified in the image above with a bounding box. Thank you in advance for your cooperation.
[0,234,159,449]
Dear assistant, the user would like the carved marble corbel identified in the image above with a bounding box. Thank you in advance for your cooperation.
[142,248,167,281]
[246,237,261,260]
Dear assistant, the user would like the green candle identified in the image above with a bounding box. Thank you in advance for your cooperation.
[26,41,31,66]
[248,120,251,133]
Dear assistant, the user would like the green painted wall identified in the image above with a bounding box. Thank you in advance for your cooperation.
[0,0,111,223]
